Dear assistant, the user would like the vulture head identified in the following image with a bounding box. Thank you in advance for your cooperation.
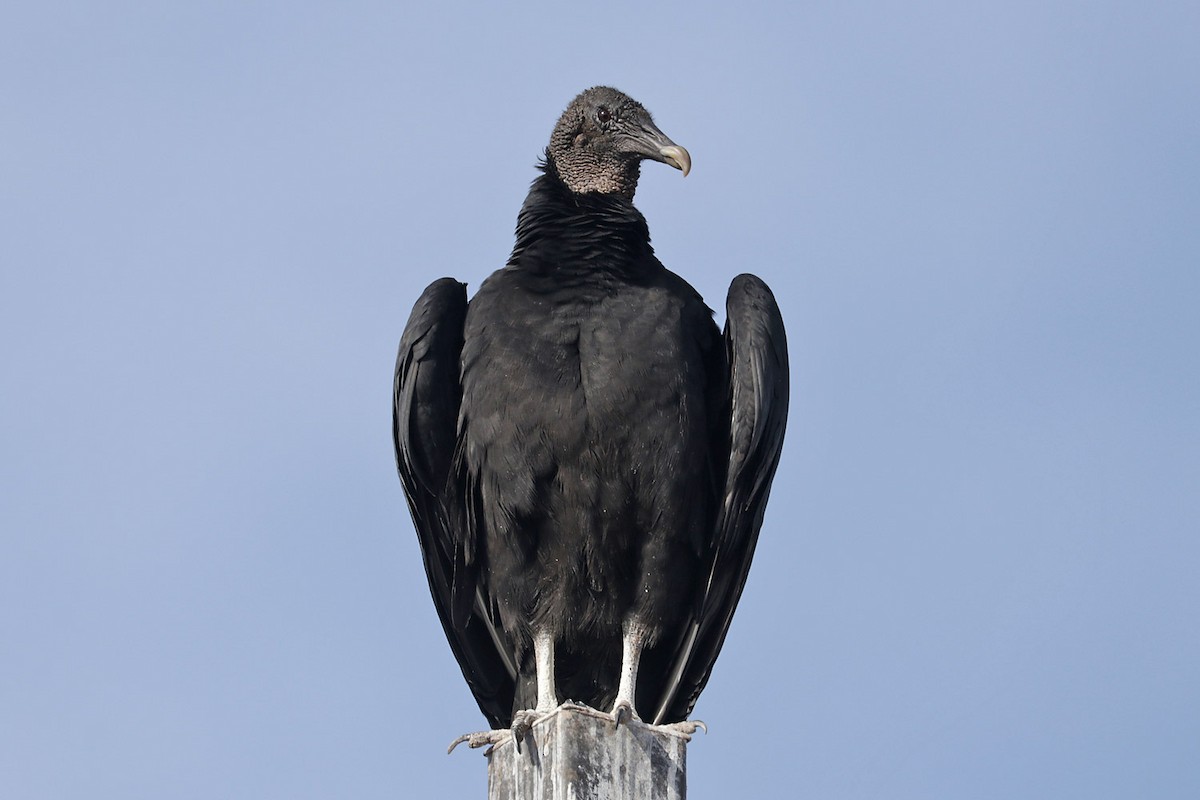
[546,86,691,199]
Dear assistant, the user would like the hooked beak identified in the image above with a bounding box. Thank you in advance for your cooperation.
[621,117,692,177]
[656,144,692,177]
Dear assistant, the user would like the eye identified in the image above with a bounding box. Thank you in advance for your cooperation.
[596,106,611,124]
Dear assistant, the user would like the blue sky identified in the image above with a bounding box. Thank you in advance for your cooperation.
[2,2,1197,798]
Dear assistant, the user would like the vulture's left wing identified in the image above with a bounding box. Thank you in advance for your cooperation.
[655,273,789,723]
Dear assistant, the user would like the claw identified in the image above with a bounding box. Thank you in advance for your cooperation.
[507,708,549,754]
[611,699,636,729]
[614,706,630,729]
[512,721,530,754]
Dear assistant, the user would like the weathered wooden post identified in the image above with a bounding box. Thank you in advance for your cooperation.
[486,704,694,800]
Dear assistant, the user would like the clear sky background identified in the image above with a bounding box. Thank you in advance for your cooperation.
[2,2,1197,798]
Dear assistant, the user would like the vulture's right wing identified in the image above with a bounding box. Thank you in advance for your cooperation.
[394,278,516,729]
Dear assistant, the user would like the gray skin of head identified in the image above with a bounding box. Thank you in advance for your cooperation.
[546,86,691,200]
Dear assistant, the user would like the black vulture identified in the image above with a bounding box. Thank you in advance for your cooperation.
[393,87,788,749]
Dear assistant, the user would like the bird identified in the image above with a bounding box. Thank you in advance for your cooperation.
[393,86,788,751]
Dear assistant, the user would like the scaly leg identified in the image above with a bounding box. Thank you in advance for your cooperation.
[610,621,647,728]
[509,629,558,745]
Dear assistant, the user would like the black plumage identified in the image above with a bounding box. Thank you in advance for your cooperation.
[393,87,788,738]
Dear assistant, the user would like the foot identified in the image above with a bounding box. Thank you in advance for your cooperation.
[658,719,707,741]
[446,708,553,755]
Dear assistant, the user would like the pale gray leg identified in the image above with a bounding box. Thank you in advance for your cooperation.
[534,628,557,712]
[610,621,647,727]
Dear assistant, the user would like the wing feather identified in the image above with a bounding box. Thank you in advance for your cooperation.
[654,273,789,723]
[394,278,516,728]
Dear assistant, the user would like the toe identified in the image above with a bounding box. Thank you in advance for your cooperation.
[447,729,512,754]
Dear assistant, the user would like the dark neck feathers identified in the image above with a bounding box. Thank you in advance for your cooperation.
[506,162,655,278]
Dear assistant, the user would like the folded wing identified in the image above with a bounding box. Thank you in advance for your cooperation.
[654,273,790,723]
[393,278,516,728]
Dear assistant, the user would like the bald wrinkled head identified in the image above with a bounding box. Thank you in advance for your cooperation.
[546,86,691,199]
